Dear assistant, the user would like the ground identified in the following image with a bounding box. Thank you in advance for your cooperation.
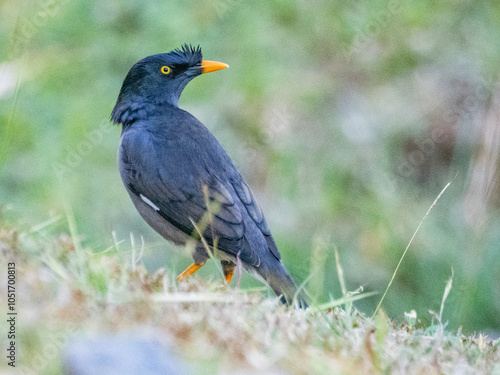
[0,222,498,375]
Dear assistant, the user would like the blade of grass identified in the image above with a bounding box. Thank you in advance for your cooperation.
[29,215,63,233]
[129,232,145,271]
[189,218,225,281]
[439,268,454,326]
[312,291,378,312]
[182,186,225,282]
[62,198,90,289]
[62,199,83,255]
[309,235,329,301]
[152,292,243,303]
[0,67,21,168]
[372,181,451,318]
[334,246,350,314]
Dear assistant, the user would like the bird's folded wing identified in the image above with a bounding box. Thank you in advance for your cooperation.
[127,173,263,266]
[119,125,280,265]
[232,179,281,261]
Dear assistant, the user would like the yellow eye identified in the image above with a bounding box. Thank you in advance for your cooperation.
[160,66,171,75]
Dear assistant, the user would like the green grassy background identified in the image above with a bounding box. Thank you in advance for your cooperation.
[1,0,499,333]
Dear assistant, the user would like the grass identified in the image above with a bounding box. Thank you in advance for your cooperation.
[372,181,452,318]
[0,216,498,375]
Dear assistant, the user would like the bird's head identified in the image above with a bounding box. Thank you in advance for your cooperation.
[111,44,228,125]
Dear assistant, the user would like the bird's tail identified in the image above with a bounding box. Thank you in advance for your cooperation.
[256,262,308,309]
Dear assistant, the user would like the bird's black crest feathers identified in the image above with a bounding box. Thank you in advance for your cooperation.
[169,44,203,66]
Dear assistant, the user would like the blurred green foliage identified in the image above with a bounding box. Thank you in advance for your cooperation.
[1,0,500,333]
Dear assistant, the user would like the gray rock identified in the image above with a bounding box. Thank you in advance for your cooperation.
[64,335,190,375]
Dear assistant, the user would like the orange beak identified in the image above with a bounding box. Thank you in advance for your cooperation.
[201,60,229,74]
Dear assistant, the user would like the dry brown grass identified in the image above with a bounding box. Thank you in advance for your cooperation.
[0,222,499,375]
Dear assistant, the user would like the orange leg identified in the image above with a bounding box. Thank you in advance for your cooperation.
[221,260,235,285]
[224,268,234,284]
[177,261,206,282]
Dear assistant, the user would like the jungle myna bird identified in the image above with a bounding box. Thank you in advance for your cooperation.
[112,44,307,307]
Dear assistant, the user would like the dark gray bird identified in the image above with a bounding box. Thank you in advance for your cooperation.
[112,45,307,307]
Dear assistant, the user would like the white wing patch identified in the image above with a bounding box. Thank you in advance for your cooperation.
[140,194,160,211]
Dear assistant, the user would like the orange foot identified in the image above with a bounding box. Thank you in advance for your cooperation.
[221,260,235,285]
[177,261,206,282]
